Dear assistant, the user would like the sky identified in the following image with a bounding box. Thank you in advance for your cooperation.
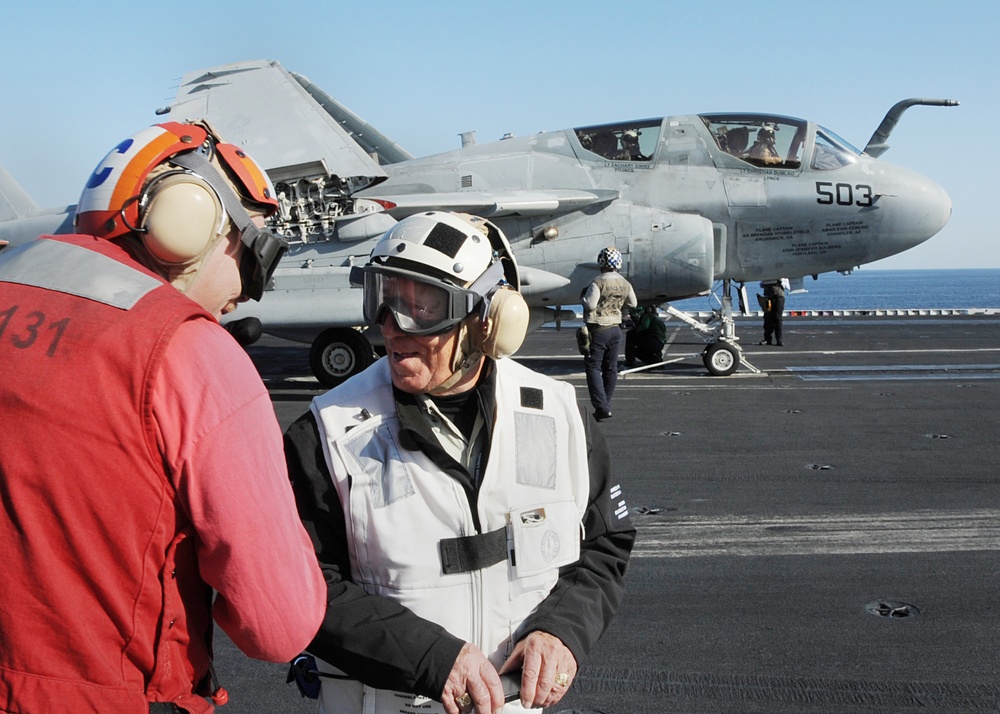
[2,0,996,269]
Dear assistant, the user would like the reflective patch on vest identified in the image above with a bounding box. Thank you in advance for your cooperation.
[0,239,161,309]
[611,483,629,520]
[341,421,414,508]
[514,412,557,489]
[519,387,544,410]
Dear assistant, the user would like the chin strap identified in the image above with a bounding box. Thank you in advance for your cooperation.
[428,262,506,395]
[429,318,484,396]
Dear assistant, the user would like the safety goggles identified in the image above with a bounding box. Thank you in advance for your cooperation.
[362,266,486,336]
[237,223,287,301]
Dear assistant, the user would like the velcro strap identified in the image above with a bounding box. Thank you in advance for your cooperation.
[440,526,508,574]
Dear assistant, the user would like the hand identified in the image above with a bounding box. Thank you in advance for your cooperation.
[441,642,505,714]
[499,631,578,710]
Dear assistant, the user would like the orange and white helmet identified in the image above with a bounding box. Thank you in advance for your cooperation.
[74,121,285,301]
[75,121,277,238]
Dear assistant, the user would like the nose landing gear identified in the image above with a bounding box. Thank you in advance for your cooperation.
[663,279,760,377]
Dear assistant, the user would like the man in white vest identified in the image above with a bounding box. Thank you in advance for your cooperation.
[285,212,636,714]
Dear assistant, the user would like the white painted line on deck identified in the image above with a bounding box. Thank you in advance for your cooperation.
[789,363,1000,381]
[633,509,1000,558]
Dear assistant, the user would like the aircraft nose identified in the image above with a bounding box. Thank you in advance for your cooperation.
[874,165,952,260]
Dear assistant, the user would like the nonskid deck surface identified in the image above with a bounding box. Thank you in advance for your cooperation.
[222,315,1000,713]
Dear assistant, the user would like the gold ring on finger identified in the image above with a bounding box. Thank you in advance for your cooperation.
[555,672,570,687]
[456,692,472,709]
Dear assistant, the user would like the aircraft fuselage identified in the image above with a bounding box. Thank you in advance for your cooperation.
[364,112,951,306]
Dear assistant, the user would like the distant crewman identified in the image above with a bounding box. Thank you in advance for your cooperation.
[582,246,637,420]
[758,277,790,346]
[625,304,668,367]
[0,121,325,712]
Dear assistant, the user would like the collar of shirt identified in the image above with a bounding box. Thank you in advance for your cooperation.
[393,362,497,487]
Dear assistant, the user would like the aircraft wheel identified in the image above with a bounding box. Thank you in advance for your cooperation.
[703,342,739,377]
[309,328,375,388]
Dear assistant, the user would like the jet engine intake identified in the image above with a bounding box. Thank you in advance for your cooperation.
[628,207,714,300]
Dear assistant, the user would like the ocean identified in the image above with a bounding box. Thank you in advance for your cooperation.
[667,269,1000,313]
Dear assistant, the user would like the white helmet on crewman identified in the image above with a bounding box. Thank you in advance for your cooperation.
[360,211,529,367]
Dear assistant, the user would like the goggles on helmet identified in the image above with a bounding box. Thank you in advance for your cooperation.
[362,261,504,336]
[364,268,480,336]
[237,222,288,301]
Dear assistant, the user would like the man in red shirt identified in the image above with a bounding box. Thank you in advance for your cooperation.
[0,122,325,713]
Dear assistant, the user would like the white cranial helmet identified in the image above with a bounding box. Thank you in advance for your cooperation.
[363,212,529,368]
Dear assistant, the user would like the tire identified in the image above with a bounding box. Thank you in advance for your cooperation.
[309,328,375,388]
[703,342,739,377]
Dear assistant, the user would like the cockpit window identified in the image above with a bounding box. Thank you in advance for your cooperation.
[811,127,861,170]
[700,114,806,169]
[575,119,662,162]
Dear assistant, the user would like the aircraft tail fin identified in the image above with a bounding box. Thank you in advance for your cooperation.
[0,163,38,222]
[164,60,390,194]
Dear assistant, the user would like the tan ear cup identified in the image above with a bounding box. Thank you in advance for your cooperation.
[481,286,529,359]
[140,175,225,264]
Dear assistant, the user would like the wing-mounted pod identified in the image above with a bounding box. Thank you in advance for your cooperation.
[368,188,619,220]
[161,60,393,245]
[863,98,959,158]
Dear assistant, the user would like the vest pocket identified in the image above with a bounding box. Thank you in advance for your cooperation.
[513,412,557,488]
[338,421,414,508]
[508,500,581,578]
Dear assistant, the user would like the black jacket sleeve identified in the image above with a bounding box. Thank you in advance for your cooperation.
[284,411,464,699]
[515,409,636,666]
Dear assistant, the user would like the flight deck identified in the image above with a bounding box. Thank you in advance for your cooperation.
[219,314,1000,713]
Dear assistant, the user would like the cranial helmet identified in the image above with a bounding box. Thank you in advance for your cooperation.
[597,246,622,271]
[362,211,529,368]
[74,121,287,301]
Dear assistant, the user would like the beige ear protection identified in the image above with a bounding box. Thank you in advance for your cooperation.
[480,285,529,359]
[138,172,228,264]
[471,218,530,359]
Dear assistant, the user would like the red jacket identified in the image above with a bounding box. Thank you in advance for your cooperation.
[0,235,220,712]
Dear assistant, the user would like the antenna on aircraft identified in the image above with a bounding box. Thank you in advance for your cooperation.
[864,98,959,158]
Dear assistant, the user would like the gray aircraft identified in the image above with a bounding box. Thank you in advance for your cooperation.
[0,60,956,384]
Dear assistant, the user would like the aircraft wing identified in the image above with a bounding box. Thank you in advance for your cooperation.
[289,71,414,166]
[161,60,387,194]
[0,163,75,249]
[370,188,620,218]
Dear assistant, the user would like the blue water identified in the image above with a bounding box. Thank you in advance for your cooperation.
[667,269,1000,312]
